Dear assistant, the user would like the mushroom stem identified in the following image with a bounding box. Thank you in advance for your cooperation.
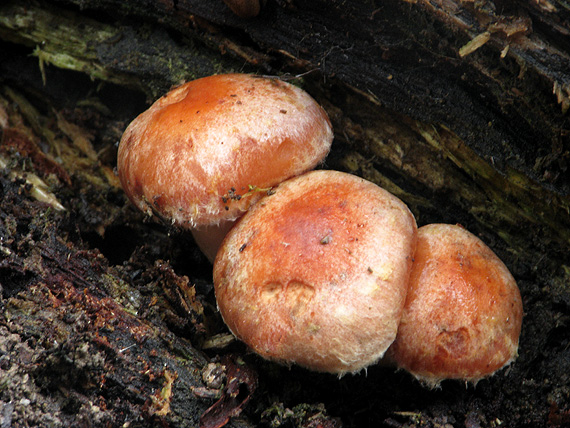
[191,220,237,263]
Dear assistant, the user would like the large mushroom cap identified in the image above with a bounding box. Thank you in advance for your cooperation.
[387,223,523,387]
[117,73,333,230]
[213,170,418,374]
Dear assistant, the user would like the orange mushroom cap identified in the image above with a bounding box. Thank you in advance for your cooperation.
[213,170,418,374]
[386,223,523,387]
[223,0,264,17]
[117,74,333,260]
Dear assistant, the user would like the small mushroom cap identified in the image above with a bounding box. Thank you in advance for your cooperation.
[117,73,332,230]
[213,170,418,374]
[386,223,523,387]
[223,0,264,17]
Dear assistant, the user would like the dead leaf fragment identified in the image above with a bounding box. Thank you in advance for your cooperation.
[199,355,258,428]
[459,31,491,57]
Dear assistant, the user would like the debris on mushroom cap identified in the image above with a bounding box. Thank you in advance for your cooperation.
[117,73,333,233]
[213,170,418,375]
[386,223,523,387]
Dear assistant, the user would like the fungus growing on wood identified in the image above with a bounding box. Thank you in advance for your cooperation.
[386,223,523,387]
[117,73,333,261]
[223,0,265,18]
[213,170,418,374]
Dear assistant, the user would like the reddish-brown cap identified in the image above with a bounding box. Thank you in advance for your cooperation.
[386,223,523,387]
[223,0,265,17]
[213,170,418,374]
[117,73,332,232]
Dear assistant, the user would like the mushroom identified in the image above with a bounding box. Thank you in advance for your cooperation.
[117,73,333,261]
[386,223,523,387]
[223,0,266,18]
[213,170,418,374]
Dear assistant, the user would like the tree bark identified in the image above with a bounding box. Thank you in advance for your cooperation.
[0,0,569,427]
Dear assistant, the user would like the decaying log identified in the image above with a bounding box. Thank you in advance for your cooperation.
[0,0,569,427]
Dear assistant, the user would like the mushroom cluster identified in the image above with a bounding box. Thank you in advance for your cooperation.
[118,73,523,385]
